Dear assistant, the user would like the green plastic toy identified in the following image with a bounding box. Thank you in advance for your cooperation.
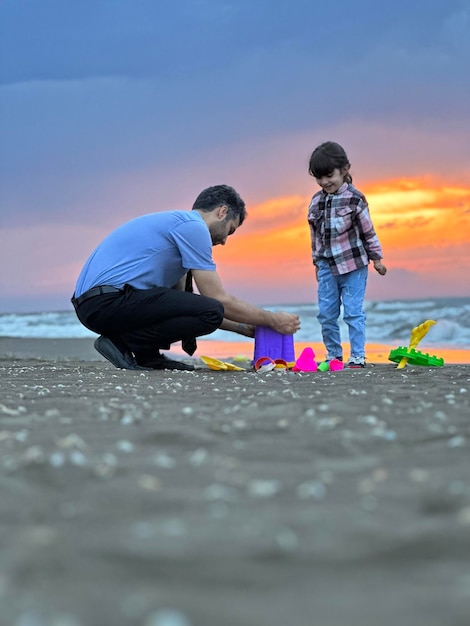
[388,319,444,368]
[388,347,444,367]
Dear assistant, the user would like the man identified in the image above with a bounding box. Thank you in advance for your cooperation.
[72,184,300,370]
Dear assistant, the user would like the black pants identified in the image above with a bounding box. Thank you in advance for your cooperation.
[72,284,224,359]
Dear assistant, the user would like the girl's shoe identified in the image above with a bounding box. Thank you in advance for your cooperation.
[347,357,366,368]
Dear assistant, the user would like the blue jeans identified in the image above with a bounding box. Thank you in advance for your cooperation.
[316,260,368,360]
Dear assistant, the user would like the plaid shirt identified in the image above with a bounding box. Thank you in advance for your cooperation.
[307,182,383,275]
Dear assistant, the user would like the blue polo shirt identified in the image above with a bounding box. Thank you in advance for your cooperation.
[74,210,216,297]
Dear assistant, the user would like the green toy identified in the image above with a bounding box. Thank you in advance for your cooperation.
[388,319,444,367]
[388,346,444,367]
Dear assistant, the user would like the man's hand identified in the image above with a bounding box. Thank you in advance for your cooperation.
[373,260,387,276]
[193,269,300,334]
[270,311,301,335]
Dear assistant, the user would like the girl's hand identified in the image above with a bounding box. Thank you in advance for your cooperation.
[373,260,387,275]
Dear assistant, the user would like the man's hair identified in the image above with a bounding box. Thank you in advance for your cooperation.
[192,185,247,225]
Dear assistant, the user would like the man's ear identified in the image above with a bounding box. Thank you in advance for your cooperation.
[216,205,228,220]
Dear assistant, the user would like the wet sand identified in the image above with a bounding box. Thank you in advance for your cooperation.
[1,339,470,626]
[1,336,469,364]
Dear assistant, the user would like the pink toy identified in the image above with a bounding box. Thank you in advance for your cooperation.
[292,347,318,372]
[329,358,344,371]
[318,358,344,372]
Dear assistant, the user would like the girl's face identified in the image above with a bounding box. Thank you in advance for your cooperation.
[315,166,348,194]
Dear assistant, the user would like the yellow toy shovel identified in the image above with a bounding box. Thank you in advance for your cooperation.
[200,356,246,371]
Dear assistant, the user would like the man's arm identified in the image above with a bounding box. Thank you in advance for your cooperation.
[192,269,300,335]
[219,318,255,337]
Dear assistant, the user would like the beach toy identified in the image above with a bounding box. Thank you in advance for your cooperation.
[292,347,318,372]
[397,319,436,369]
[388,347,444,368]
[329,358,344,371]
[388,319,444,368]
[233,354,250,363]
[272,358,289,369]
[200,356,245,371]
[317,358,344,372]
[254,357,276,372]
[254,357,290,372]
[253,326,295,365]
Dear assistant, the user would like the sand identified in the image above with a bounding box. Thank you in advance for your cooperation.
[1,338,470,626]
[1,337,469,364]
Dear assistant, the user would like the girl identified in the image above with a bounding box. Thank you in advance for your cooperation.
[307,142,387,368]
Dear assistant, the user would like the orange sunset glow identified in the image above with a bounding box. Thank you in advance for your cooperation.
[214,177,470,304]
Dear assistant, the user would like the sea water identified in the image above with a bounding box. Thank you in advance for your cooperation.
[1,297,469,348]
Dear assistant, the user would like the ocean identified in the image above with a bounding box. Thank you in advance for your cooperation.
[1,297,469,349]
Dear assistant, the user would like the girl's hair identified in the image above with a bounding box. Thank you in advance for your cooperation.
[308,141,353,184]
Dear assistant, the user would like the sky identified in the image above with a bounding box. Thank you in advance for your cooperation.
[1,0,469,313]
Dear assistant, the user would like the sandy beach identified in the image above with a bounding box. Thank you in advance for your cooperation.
[1,338,470,626]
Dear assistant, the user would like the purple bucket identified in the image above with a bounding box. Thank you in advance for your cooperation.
[253,326,295,364]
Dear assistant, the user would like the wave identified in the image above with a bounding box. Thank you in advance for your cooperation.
[1,297,470,348]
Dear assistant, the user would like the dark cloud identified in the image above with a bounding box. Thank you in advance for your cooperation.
[1,0,468,85]
[0,0,469,229]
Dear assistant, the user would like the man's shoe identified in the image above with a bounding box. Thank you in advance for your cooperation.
[347,357,366,369]
[137,352,195,371]
[94,336,150,370]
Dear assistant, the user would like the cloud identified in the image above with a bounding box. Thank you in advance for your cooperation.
[0,0,360,85]
[1,1,469,311]
[1,177,468,312]
[213,177,470,304]
[366,180,470,253]
[0,223,106,296]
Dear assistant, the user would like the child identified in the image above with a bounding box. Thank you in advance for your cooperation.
[307,141,387,368]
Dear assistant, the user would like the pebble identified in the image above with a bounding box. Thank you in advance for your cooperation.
[188,448,208,466]
[154,453,176,468]
[116,440,135,453]
[142,610,192,626]
[49,451,66,467]
[276,527,299,551]
[137,474,161,491]
[247,479,281,498]
[203,483,238,502]
[448,436,466,448]
[296,480,326,500]
[69,450,88,466]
